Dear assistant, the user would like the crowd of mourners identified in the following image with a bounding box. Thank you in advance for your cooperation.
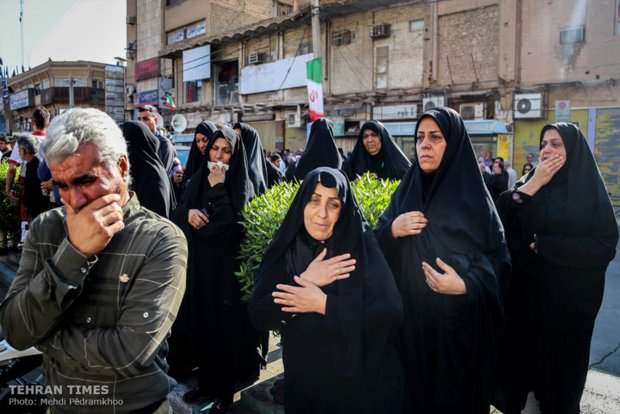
[0,104,617,414]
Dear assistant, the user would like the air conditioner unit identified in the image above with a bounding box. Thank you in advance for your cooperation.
[370,23,391,39]
[287,113,301,128]
[514,93,543,119]
[423,96,445,112]
[331,30,352,46]
[126,42,137,51]
[459,103,485,120]
[248,52,266,65]
[126,16,136,25]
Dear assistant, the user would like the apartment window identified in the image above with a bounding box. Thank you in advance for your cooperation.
[560,26,585,44]
[375,46,389,89]
[166,0,183,6]
[185,80,201,103]
[214,61,238,106]
[409,19,424,32]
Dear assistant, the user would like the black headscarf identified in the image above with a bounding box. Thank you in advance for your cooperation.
[376,107,510,413]
[184,121,217,183]
[120,121,174,218]
[233,122,268,195]
[343,120,411,180]
[251,167,403,377]
[293,118,342,181]
[183,126,254,215]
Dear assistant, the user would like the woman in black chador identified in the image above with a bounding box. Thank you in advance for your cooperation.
[170,127,261,413]
[375,107,510,414]
[184,121,217,184]
[120,121,174,218]
[493,123,618,414]
[174,121,217,200]
[233,122,268,195]
[288,118,342,182]
[343,120,411,180]
[249,167,404,414]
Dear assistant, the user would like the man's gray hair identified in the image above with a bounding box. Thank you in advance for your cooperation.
[42,108,128,168]
[17,134,40,156]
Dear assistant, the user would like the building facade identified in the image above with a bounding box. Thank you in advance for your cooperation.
[125,0,620,204]
[5,60,124,133]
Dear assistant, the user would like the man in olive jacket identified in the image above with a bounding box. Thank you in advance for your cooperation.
[0,108,187,414]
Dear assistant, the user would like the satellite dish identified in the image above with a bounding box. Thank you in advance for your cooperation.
[171,114,187,133]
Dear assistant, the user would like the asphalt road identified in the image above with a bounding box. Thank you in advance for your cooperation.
[589,211,620,375]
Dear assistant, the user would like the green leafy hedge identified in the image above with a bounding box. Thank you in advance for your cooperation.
[0,162,21,246]
[236,172,400,301]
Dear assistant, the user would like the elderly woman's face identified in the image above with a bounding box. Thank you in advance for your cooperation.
[304,183,342,241]
[362,128,382,156]
[416,117,447,173]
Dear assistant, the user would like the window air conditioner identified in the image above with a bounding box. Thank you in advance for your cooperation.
[370,24,391,39]
[248,52,266,65]
[459,103,485,120]
[423,96,445,112]
[514,93,543,119]
[287,113,301,128]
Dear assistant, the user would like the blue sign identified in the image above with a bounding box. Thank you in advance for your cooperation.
[138,89,159,105]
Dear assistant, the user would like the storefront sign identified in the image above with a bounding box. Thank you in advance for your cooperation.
[135,58,160,81]
[138,89,159,106]
[555,100,570,123]
[325,116,345,136]
[496,134,511,161]
[373,104,418,120]
[9,89,35,110]
[187,21,206,39]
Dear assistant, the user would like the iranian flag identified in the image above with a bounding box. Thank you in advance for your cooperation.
[306,57,324,121]
[164,95,177,111]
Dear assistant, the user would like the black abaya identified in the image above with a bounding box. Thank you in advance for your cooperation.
[343,120,411,180]
[169,127,260,405]
[249,168,404,414]
[494,123,618,414]
[375,107,510,414]
[120,121,175,218]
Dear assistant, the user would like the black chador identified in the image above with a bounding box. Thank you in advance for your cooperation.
[120,121,174,218]
[234,122,268,195]
[290,118,342,181]
[169,127,261,407]
[375,107,510,414]
[494,123,618,414]
[250,167,404,414]
[184,121,217,184]
[343,120,411,180]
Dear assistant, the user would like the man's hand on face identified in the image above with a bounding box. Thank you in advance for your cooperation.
[65,193,125,258]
